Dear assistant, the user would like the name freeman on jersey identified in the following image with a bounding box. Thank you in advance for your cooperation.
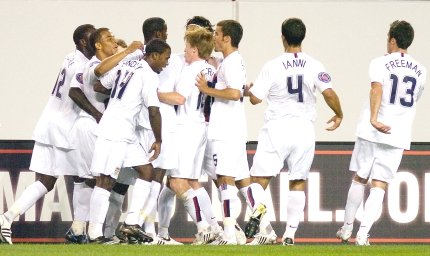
[282,59,307,70]
[385,59,423,77]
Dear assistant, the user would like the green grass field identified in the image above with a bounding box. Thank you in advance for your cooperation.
[0,244,429,256]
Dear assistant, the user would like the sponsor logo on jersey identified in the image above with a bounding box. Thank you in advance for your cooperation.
[318,72,331,83]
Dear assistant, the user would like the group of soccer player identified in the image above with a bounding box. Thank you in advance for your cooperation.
[0,14,426,247]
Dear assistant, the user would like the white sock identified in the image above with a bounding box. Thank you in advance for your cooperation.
[157,186,176,238]
[125,178,151,226]
[239,185,254,210]
[104,191,125,238]
[195,187,219,228]
[284,191,305,239]
[181,189,208,232]
[88,186,110,239]
[343,181,366,231]
[246,183,265,210]
[4,181,48,223]
[73,182,93,224]
[357,187,385,236]
[141,181,161,235]
[220,184,239,240]
[259,216,274,235]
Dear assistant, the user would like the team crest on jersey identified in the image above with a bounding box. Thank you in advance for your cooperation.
[318,72,331,83]
[76,73,84,84]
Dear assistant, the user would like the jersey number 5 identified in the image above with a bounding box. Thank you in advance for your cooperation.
[389,74,416,107]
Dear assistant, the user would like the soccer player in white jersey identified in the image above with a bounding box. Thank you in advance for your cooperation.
[167,26,223,244]
[0,24,96,245]
[195,19,250,245]
[244,18,343,246]
[336,20,426,246]
[66,28,144,243]
[86,38,169,244]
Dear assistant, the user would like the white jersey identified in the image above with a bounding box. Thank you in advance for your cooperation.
[356,52,426,149]
[32,50,89,149]
[176,60,216,124]
[98,59,160,142]
[250,52,332,123]
[137,52,182,130]
[208,51,247,142]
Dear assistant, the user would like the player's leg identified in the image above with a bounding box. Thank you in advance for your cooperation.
[104,181,129,240]
[157,179,176,239]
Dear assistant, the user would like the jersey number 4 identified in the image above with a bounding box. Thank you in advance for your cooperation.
[111,70,134,100]
[287,74,304,102]
[389,74,416,107]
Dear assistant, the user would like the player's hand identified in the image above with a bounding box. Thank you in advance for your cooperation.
[195,73,209,93]
[149,141,161,161]
[370,120,391,134]
[243,83,253,97]
[125,41,144,54]
[326,115,342,131]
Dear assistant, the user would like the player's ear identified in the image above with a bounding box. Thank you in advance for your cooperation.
[95,41,102,51]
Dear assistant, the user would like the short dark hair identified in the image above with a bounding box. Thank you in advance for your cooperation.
[145,38,170,56]
[186,16,214,32]
[281,18,306,46]
[142,17,166,42]
[217,20,243,48]
[73,24,95,46]
[89,28,110,53]
[389,20,414,49]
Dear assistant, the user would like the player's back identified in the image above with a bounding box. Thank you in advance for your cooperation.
[98,59,159,142]
[32,50,88,149]
[357,52,426,149]
[252,52,332,123]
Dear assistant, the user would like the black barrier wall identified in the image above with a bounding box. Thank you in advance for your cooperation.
[0,141,429,243]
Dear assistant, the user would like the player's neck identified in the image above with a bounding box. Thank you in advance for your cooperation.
[285,46,301,53]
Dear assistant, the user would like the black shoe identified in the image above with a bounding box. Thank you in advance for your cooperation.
[114,223,129,244]
[119,224,153,244]
[282,237,294,246]
[65,229,88,244]
[244,203,267,238]
[89,236,120,245]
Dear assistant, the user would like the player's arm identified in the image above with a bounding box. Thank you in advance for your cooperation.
[322,88,343,131]
[195,73,241,101]
[157,91,185,105]
[93,80,111,95]
[69,87,103,123]
[369,82,391,134]
[244,83,262,105]
[148,106,162,161]
[94,41,143,77]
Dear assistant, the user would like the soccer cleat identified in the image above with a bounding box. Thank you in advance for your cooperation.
[355,234,370,246]
[282,237,294,246]
[192,228,216,245]
[114,223,129,243]
[244,203,267,238]
[153,235,183,245]
[0,214,12,245]
[118,223,153,244]
[65,228,88,244]
[336,227,352,244]
[209,235,237,245]
[235,224,247,245]
[89,236,120,245]
[246,231,277,245]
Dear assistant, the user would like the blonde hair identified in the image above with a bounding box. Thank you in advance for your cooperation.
[184,27,214,60]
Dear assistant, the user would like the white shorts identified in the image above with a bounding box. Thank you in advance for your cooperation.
[124,127,152,167]
[250,118,315,180]
[169,123,206,179]
[30,141,81,177]
[202,141,216,180]
[350,137,404,183]
[205,140,249,180]
[90,138,147,179]
[72,116,97,178]
[150,128,178,170]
